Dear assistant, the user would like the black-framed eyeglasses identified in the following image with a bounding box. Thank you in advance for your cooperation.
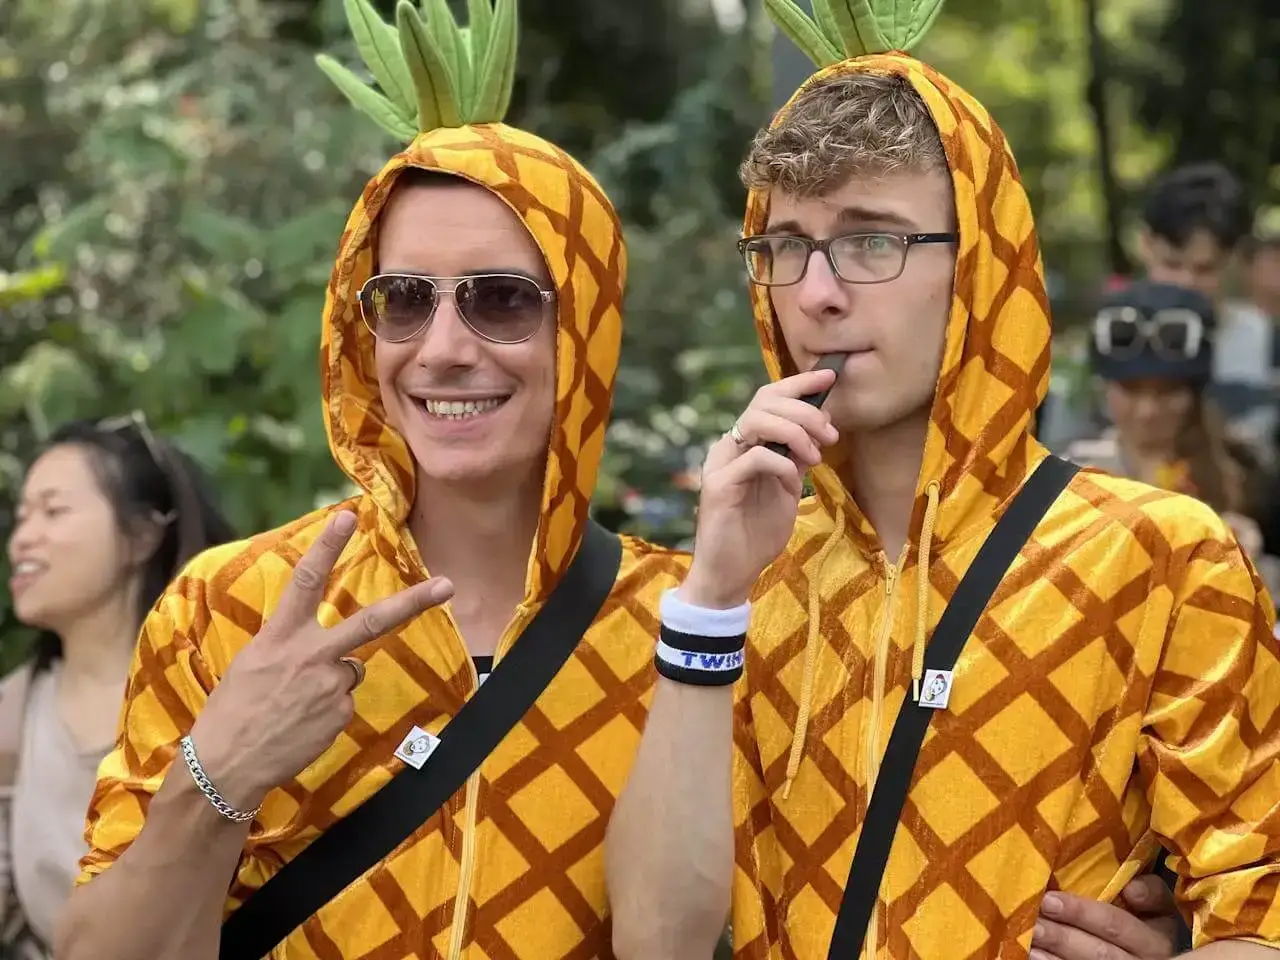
[1093,306,1206,361]
[738,232,958,287]
[358,273,556,345]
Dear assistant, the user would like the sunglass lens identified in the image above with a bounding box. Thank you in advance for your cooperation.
[459,276,546,343]
[1155,321,1190,356]
[1108,318,1139,354]
[366,276,437,341]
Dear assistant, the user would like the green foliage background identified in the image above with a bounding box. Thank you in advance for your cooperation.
[3,0,1278,668]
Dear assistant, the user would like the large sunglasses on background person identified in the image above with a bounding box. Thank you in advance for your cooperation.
[1092,306,1206,360]
[358,273,556,344]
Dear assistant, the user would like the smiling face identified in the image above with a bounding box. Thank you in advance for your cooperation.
[373,177,557,491]
[8,444,137,633]
[766,170,957,434]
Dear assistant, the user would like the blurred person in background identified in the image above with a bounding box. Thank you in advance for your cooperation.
[1136,163,1276,456]
[1239,233,1280,560]
[1246,234,1280,325]
[1066,281,1280,594]
[0,415,234,960]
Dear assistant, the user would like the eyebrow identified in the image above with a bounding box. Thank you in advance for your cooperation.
[764,205,921,234]
[17,489,65,508]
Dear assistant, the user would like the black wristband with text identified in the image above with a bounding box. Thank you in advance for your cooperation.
[653,624,746,687]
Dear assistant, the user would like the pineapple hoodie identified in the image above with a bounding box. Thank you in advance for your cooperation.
[729,52,1280,959]
[74,7,687,956]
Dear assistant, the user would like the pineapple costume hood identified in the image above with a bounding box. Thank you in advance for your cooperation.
[318,0,625,600]
[77,3,686,957]
[730,2,1280,957]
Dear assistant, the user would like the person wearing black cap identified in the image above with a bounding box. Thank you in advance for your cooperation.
[1067,280,1279,592]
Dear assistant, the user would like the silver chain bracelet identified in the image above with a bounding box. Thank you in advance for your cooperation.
[179,734,260,824]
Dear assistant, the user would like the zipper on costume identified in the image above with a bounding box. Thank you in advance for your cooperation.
[862,545,907,959]
[445,605,532,960]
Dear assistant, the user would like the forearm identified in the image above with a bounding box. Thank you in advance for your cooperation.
[55,765,252,960]
[608,677,735,960]
[1184,944,1280,957]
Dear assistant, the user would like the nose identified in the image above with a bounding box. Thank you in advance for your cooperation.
[1133,394,1163,421]
[8,515,42,560]
[794,249,852,321]
[412,292,483,371]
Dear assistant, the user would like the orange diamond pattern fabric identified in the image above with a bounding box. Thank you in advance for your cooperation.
[75,123,688,959]
[729,54,1280,959]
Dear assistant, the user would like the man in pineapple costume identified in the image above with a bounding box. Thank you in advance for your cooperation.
[56,2,686,958]
[608,1,1280,958]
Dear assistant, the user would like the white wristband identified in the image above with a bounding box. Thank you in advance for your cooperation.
[659,588,751,637]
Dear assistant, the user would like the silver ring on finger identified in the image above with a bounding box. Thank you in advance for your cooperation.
[339,656,366,690]
[730,420,749,446]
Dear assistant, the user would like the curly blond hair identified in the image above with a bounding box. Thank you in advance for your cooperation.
[741,72,947,198]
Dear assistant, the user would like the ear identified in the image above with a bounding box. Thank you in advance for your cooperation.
[126,512,174,569]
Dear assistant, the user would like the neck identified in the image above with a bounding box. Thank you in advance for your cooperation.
[1119,437,1176,482]
[841,411,930,560]
[55,589,139,687]
[408,469,542,599]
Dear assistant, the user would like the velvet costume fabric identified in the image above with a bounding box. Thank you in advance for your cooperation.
[729,52,1280,959]
[74,123,691,958]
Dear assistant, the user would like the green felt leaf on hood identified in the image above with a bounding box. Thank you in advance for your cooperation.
[775,0,946,66]
[317,0,518,140]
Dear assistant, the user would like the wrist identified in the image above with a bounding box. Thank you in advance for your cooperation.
[677,566,751,611]
[186,726,266,815]
[654,589,748,688]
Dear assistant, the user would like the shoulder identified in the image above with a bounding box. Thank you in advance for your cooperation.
[606,534,690,628]
[1222,299,1271,331]
[0,661,34,704]
[617,533,690,580]
[1062,434,1123,474]
[0,662,35,789]
[146,498,367,669]
[1069,470,1230,537]
[1061,471,1256,606]
[0,661,35,734]
[179,497,361,590]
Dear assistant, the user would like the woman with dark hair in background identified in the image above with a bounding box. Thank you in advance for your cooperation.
[0,415,234,959]
[1067,280,1280,593]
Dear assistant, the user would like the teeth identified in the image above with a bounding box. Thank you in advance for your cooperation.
[14,561,43,575]
[421,398,504,419]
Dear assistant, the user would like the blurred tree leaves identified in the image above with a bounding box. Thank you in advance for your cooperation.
[2,0,1276,668]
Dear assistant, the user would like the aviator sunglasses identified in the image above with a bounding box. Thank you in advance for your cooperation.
[357,273,556,345]
[1093,305,1206,361]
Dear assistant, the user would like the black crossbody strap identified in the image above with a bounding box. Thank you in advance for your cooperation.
[827,455,1078,959]
[219,519,623,960]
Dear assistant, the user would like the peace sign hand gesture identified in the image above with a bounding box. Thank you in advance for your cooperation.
[187,511,454,813]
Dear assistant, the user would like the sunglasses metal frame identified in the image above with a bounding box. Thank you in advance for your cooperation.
[1093,306,1206,361]
[737,231,958,287]
[357,272,556,345]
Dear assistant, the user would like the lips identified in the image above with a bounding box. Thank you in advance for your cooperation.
[9,559,47,595]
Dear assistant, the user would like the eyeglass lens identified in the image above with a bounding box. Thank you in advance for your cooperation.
[742,234,908,285]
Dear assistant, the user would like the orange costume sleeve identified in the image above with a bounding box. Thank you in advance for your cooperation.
[1140,532,1280,947]
[77,541,278,916]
